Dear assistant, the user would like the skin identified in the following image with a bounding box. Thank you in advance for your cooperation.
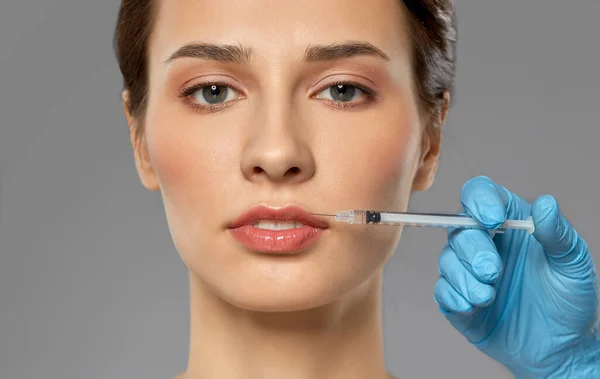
[123,0,449,378]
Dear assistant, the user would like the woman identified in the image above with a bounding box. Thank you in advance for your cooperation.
[113,0,599,378]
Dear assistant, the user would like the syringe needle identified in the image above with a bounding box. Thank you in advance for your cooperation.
[310,213,335,217]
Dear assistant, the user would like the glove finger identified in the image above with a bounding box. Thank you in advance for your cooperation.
[448,228,503,284]
[532,194,594,279]
[460,176,530,228]
[434,276,475,315]
[438,245,497,307]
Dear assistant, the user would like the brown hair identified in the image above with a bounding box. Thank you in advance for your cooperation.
[113,0,457,144]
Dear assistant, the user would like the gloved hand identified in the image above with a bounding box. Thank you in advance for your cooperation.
[434,176,600,378]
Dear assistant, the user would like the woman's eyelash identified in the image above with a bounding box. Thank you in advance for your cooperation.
[326,80,377,99]
[177,80,378,113]
[315,81,379,109]
[178,81,240,112]
[178,81,232,99]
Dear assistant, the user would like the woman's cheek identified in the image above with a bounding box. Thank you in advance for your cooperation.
[145,119,238,263]
[336,125,420,211]
[145,104,231,189]
[379,131,420,202]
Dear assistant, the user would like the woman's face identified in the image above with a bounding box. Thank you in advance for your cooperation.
[127,0,442,311]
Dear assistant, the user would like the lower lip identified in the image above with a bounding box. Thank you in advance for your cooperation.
[228,225,324,254]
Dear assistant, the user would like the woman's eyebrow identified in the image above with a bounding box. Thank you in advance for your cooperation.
[164,42,252,64]
[163,41,390,64]
[304,41,390,62]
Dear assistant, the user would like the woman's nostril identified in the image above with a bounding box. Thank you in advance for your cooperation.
[286,167,300,176]
[250,166,300,177]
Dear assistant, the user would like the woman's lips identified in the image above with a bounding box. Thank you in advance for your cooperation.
[227,206,328,254]
[228,225,324,254]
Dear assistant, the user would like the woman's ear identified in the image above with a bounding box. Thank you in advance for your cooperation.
[411,91,450,192]
[122,90,160,191]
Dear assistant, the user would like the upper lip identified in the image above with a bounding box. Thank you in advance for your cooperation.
[228,205,330,229]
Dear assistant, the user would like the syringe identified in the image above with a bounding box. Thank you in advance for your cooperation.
[311,210,535,234]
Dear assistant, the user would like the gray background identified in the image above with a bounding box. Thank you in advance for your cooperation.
[1,1,599,378]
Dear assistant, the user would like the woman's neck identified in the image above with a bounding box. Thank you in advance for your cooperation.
[178,272,394,379]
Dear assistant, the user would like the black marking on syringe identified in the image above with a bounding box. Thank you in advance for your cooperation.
[365,211,381,224]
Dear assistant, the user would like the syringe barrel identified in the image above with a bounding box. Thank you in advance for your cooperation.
[335,210,371,224]
[335,210,534,234]
[380,212,481,228]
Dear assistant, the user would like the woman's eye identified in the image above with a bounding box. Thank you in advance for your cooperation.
[192,85,240,105]
[315,84,365,103]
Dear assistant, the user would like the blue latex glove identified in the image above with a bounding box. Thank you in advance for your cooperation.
[434,176,600,378]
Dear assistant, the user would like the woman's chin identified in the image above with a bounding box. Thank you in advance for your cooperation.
[194,272,361,313]
[185,238,391,313]
[219,281,346,313]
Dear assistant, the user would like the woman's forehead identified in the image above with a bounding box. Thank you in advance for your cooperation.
[149,0,410,62]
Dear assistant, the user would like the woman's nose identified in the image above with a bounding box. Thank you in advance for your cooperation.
[240,107,316,185]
